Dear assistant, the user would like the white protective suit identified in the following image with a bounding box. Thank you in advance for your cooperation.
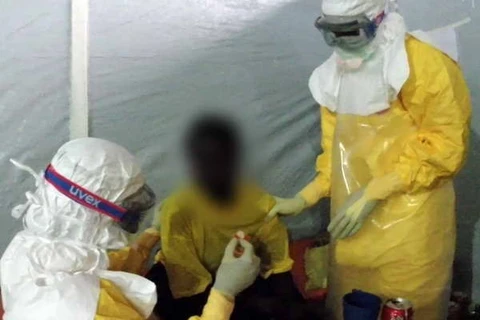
[0,138,157,320]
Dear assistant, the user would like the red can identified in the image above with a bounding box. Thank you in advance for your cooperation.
[381,298,414,320]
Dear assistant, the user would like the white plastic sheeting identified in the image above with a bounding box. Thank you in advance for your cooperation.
[0,0,70,247]
[1,0,479,300]
[89,0,331,238]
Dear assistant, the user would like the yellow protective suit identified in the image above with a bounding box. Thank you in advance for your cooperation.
[156,184,294,298]
[300,36,471,320]
[96,231,161,320]
[96,230,235,320]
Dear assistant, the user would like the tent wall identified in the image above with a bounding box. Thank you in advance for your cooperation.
[1,0,480,301]
[0,0,70,248]
[89,0,329,240]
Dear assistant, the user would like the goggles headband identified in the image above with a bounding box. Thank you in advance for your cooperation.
[44,164,127,222]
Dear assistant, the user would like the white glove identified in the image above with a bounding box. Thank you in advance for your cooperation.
[213,238,261,299]
[266,195,307,221]
[328,173,403,240]
[328,188,378,240]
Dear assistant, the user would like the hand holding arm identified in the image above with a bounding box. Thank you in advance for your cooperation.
[266,195,307,221]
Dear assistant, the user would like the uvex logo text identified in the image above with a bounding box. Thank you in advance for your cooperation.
[69,186,101,208]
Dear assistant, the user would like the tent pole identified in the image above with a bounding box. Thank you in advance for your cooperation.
[70,0,89,139]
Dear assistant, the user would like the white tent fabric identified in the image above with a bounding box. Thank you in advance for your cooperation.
[0,0,70,246]
[1,0,479,300]
[88,0,330,238]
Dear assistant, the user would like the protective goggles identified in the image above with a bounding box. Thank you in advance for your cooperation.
[44,164,156,233]
[314,12,385,50]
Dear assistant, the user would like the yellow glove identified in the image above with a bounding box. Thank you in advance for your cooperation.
[130,228,160,274]
[108,228,160,274]
[328,173,404,240]
[132,228,160,252]
[266,195,307,221]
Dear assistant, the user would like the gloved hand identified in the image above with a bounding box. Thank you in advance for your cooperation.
[132,228,160,253]
[213,237,261,299]
[118,228,160,275]
[266,195,307,221]
[328,188,378,240]
[328,173,404,240]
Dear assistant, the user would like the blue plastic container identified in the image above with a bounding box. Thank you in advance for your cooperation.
[343,290,382,320]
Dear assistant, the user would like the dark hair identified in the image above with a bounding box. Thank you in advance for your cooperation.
[184,114,241,159]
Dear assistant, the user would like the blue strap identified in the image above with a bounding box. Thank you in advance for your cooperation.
[44,165,126,221]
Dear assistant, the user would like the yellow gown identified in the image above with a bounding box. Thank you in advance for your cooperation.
[300,36,471,320]
[96,230,236,320]
[156,184,294,299]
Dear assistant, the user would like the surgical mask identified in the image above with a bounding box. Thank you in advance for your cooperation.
[335,39,379,70]
[315,11,385,51]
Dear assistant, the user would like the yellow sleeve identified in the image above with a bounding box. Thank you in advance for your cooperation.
[299,106,336,206]
[108,229,160,275]
[395,38,471,192]
[152,203,162,230]
[108,248,134,272]
[159,197,212,299]
[188,289,235,320]
[95,279,144,320]
[255,194,294,277]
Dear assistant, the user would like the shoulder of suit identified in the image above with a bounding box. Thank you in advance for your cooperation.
[405,34,457,67]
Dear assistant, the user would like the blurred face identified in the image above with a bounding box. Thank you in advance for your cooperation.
[189,137,238,202]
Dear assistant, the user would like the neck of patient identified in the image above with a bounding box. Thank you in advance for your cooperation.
[203,182,236,206]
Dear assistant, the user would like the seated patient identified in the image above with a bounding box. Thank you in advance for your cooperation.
[147,114,307,320]
[1,137,260,320]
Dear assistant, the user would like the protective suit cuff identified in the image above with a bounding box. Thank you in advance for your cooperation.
[394,165,416,193]
[389,172,408,194]
[201,289,235,319]
[298,184,326,207]
[365,172,407,200]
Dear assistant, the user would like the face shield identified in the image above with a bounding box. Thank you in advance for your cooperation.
[44,164,156,234]
[118,184,156,233]
[315,11,385,51]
